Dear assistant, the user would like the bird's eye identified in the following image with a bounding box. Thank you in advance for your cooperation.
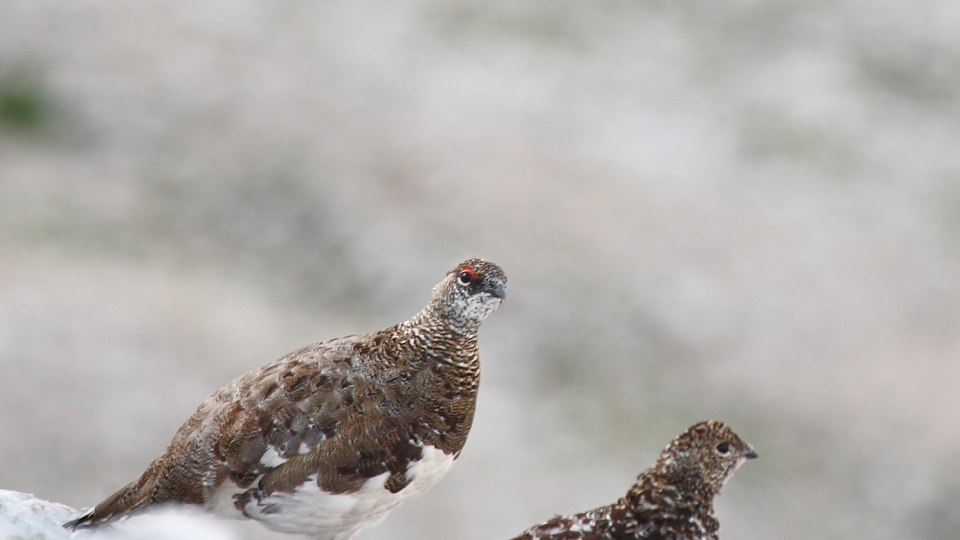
[458,268,476,284]
[715,443,730,455]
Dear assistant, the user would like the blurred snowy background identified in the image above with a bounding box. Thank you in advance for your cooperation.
[1,1,960,539]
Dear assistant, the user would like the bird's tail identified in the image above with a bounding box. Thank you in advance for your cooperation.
[63,466,159,530]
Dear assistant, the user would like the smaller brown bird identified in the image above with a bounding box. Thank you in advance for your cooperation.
[511,421,757,540]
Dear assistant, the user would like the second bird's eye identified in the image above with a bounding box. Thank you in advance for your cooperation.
[458,268,476,284]
[715,443,730,455]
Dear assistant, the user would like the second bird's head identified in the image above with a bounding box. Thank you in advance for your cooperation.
[430,258,507,334]
[654,420,758,497]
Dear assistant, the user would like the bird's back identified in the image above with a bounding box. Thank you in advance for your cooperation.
[512,493,718,540]
[512,504,622,540]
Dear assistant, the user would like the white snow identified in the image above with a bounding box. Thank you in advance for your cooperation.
[0,490,240,540]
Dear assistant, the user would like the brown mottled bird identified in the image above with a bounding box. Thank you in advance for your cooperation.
[65,259,506,539]
[512,421,757,540]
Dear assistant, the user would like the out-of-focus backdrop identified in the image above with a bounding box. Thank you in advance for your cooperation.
[1,1,959,539]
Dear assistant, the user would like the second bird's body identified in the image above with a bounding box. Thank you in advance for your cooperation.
[512,421,757,540]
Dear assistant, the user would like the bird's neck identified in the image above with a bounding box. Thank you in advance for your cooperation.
[393,306,481,457]
[650,456,723,500]
[625,473,717,524]
[399,306,480,368]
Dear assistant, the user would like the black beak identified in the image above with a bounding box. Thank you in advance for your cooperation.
[744,448,759,460]
[487,283,506,300]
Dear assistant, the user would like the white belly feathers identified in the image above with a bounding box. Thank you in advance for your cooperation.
[208,445,455,540]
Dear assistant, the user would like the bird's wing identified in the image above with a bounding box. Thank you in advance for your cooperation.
[187,334,430,511]
[512,506,622,540]
[66,336,370,527]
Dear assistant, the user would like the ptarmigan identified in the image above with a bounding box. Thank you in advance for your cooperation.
[65,258,506,540]
[511,421,757,540]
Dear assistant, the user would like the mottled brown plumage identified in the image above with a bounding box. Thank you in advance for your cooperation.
[512,421,757,540]
[65,259,506,539]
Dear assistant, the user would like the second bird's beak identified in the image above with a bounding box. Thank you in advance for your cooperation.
[744,448,759,459]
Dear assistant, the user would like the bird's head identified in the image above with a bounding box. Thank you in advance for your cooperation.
[429,258,507,334]
[653,420,758,497]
